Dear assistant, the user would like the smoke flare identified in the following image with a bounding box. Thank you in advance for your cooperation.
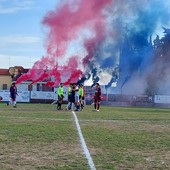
[16,0,170,95]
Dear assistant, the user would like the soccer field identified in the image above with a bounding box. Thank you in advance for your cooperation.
[0,103,170,170]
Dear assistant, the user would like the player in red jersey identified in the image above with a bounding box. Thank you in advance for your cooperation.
[93,83,101,111]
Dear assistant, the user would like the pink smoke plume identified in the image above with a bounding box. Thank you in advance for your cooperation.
[16,0,112,86]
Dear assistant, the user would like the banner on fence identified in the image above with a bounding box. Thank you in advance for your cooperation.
[0,90,30,102]
[31,91,54,100]
[154,95,170,104]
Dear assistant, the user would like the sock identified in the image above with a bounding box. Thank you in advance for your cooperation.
[97,103,100,110]
[71,103,75,110]
[94,103,97,110]
[81,104,83,110]
[67,102,71,109]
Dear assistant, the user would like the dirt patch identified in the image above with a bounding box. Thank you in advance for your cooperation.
[0,141,87,169]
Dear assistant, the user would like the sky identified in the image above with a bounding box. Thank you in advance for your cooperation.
[0,0,60,69]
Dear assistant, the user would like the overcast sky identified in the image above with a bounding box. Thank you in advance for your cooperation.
[0,0,60,69]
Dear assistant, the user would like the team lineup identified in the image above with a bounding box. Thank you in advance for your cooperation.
[2,82,102,112]
[55,82,102,112]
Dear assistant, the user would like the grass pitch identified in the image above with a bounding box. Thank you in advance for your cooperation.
[0,103,170,170]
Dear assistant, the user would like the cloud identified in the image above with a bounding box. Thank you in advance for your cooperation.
[0,0,35,14]
[0,54,40,68]
[0,35,41,44]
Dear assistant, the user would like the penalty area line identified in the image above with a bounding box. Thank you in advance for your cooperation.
[72,111,96,170]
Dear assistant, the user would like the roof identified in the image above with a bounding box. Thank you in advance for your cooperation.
[0,69,10,75]
[23,69,29,73]
[0,66,29,76]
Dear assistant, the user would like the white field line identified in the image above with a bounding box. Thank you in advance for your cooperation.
[72,111,96,170]
[0,116,166,123]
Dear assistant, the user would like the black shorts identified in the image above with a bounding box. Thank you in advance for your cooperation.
[79,95,83,100]
[68,94,71,102]
[58,95,63,101]
[70,97,75,103]
[11,95,16,101]
[94,96,101,103]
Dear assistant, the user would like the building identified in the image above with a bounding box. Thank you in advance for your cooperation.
[0,66,29,90]
[0,66,57,103]
[0,69,11,90]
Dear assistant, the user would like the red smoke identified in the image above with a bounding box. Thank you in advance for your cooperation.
[16,0,112,86]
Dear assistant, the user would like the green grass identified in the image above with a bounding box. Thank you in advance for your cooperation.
[0,103,170,169]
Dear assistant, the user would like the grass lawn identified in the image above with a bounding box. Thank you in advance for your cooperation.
[0,103,170,169]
